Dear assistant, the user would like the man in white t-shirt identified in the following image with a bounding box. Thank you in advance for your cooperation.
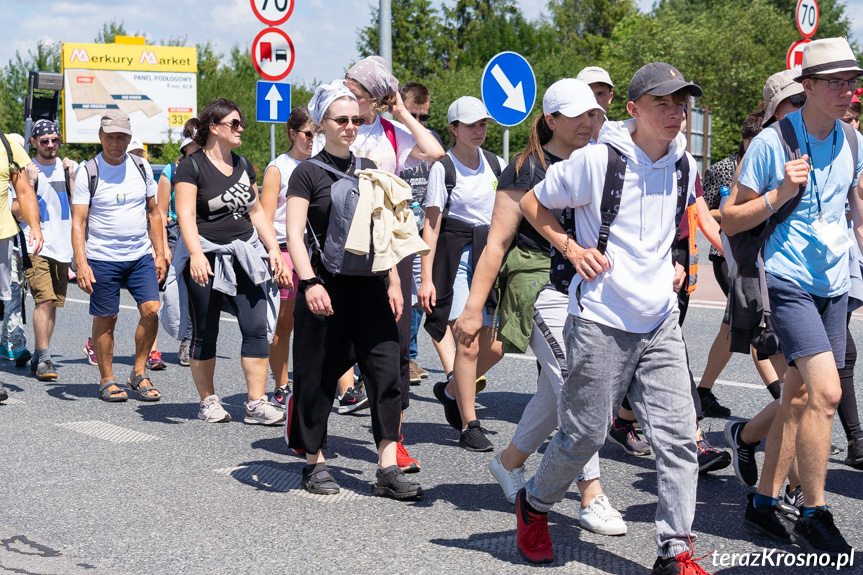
[71,110,166,403]
[10,120,77,380]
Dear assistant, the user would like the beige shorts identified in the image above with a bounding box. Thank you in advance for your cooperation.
[25,254,69,307]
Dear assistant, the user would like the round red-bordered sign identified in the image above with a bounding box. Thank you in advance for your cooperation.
[251,28,295,81]
[795,0,819,39]
[787,38,811,70]
[250,0,294,26]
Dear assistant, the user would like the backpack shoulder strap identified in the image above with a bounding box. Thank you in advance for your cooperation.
[306,157,358,181]
[674,153,692,229]
[188,153,201,182]
[440,153,456,218]
[769,117,805,224]
[236,153,250,177]
[597,144,627,254]
[84,158,99,205]
[481,148,502,178]
[840,120,859,181]
[0,132,21,173]
[379,117,398,154]
[129,153,148,184]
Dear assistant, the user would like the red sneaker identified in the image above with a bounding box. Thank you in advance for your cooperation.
[283,393,304,456]
[516,488,553,564]
[147,350,167,370]
[396,434,420,473]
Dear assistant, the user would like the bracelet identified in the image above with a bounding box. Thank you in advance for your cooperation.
[298,277,325,292]
[764,193,779,215]
[563,235,572,256]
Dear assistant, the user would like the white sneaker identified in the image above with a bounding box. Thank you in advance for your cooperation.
[488,451,525,504]
[244,398,287,425]
[198,395,231,423]
[579,494,627,535]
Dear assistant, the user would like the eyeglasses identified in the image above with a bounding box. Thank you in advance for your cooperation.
[410,113,430,122]
[217,118,246,131]
[810,77,861,91]
[788,93,807,108]
[324,116,366,127]
[38,137,60,146]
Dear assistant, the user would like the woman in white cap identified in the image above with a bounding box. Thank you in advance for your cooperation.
[418,95,506,449]
[283,81,422,500]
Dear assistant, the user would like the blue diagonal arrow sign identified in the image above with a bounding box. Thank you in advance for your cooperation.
[481,52,536,127]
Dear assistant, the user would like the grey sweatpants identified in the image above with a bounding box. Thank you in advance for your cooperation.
[525,311,698,557]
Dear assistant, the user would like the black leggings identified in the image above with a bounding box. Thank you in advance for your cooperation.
[184,253,269,361]
[837,313,863,442]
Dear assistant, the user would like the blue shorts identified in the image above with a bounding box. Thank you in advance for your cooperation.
[766,272,848,368]
[88,255,160,317]
[449,244,494,326]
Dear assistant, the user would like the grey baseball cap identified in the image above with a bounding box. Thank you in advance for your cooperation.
[627,62,703,102]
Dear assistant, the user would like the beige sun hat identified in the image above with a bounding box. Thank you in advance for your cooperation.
[794,37,863,82]
[762,70,805,125]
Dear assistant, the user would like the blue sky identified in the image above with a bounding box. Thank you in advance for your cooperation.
[3,0,862,86]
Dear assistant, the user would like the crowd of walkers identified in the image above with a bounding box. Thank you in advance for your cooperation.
[1,36,862,574]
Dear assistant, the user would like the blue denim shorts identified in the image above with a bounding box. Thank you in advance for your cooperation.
[765,272,847,368]
[449,244,493,326]
[88,255,160,317]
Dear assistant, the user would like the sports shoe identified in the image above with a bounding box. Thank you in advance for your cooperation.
[0,382,8,402]
[607,420,651,456]
[742,493,792,543]
[396,435,420,473]
[724,420,759,486]
[791,507,852,556]
[697,439,731,474]
[845,438,863,467]
[579,494,627,536]
[244,398,286,425]
[651,551,712,575]
[410,359,429,379]
[177,340,190,366]
[516,488,553,564]
[489,451,525,504]
[30,359,58,381]
[13,346,31,368]
[372,465,423,500]
[198,395,231,423]
[699,389,731,417]
[272,384,291,408]
[433,380,462,431]
[337,385,369,414]
[302,463,340,495]
[475,375,487,394]
[146,350,167,371]
[776,484,804,518]
[83,339,98,366]
[830,443,841,455]
[409,359,425,384]
[0,342,14,361]
[460,420,493,452]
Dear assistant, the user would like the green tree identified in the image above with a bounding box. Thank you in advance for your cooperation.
[547,0,637,58]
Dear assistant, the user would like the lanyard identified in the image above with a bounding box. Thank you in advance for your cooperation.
[800,118,837,218]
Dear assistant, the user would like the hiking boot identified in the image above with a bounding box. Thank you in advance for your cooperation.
[396,435,420,473]
[146,350,167,371]
[408,359,425,384]
[776,484,804,518]
[697,439,731,474]
[83,339,98,366]
[579,494,627,536]
[198,395,231,423]
[0,342,14,361]
[371,465,422,500]
[433,380,462,431]
[607,420,651,456]
[244,398,286,425]
[302,463,340,495]
[700,389,731,417]
[489,451,525,504]
[516,488,553,564]
[336,385,369,414]
[31,359,58,381]
[13,346,31,368]
[724,420,759,486]
[791,507,852,556]
[177,340,190,366]
[0,382,7,402]
[845,438,863,467]
[742,493,793,543]
[651,551,712,575]
[460,420,493,452]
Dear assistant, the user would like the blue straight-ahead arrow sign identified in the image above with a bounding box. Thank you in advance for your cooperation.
[256,81,291,123]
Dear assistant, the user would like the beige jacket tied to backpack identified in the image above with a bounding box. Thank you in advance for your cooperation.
[346,168,429,272]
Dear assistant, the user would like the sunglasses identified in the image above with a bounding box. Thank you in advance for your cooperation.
[296,130,314,138]
[788,93,807,108]
[411,113,430,122]
[325,116,366,127]
[38,137,60,146]
[217,118,246,131]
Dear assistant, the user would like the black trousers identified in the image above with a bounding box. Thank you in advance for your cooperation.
[394,257,413,411]
[289,271,402,454]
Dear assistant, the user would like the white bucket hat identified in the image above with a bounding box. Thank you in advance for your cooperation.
[795,37,863,82]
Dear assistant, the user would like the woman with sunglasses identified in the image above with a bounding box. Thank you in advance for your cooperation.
[172,98,285,425]
[284,81,422,500]
[259,107,313,408]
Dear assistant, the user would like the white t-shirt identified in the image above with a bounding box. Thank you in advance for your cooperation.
[72,153,157,261]
[265,153,302,244]
[11,159,74,263]
[425,149,505,227]
[313,116,418,174]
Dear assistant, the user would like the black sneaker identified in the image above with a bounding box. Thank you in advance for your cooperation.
[371,465,422,500]
[697,439,731,474]
[433,381,462,431]
[337,385,369,415]
[459,420,493,452]
[0,382,7,402]
[272,384,291,409]
[651,551,712,575]
[724,420,759,487]
[607,421,651,456]
[830,443,841,455]
[776,484,804,518]
[792,507,852,556]
[700,389,732,417]
[845,438,863,467]
[302,463,340,495]
[742,493,793,543]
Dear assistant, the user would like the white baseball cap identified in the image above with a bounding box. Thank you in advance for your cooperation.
[447,96,493,124]
[126,138,145,153]
[576,66,614,88]
[543,79,605,118]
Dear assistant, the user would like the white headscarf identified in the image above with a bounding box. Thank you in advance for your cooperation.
[307,79,356,126]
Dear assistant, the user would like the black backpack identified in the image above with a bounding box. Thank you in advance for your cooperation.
[550,143,693,295]
[438,149,502,218]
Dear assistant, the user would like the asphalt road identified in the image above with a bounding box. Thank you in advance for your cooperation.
[1,260,861,574]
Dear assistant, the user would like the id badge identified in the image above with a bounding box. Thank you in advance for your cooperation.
[812,217,854,257]
[116,193,126,204]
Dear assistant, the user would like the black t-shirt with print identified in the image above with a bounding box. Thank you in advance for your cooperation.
[497,148,564,254]
[174,149,257,243]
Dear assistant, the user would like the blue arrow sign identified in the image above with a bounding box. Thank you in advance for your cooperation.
[481,52,536,127]
[256,81,291,123]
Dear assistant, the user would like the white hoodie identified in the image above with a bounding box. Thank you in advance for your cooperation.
[534,119,696,333]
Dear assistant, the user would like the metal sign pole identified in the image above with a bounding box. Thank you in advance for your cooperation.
[270,123,276,161]
[503,127,510,164]
[379,0,392,68]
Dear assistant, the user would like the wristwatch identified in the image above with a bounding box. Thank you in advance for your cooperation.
[298,277,325,292]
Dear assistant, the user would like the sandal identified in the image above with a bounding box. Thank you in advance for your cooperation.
[127,371,161,402]
[99,380,127,402]
[371,465,423,500]
[302,463,340,495]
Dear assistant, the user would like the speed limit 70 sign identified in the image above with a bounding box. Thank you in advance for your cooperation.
[796,0,819,39]
[251,0,294,26]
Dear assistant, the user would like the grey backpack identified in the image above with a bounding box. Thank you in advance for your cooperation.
[306,157,386,277]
